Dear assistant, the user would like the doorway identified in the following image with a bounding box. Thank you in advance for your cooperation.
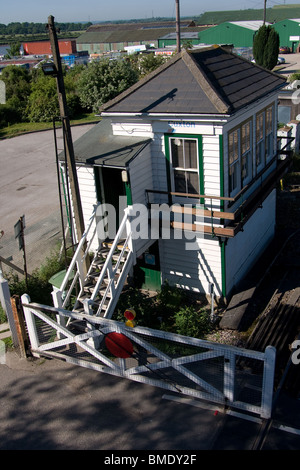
[96,167,130,228]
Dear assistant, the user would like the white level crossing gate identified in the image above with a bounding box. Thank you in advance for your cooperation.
[21,295,276,420]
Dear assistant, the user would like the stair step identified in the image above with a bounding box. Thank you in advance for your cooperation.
[102,239,128,251]
[92,257,105,266]
[103,274,120,284]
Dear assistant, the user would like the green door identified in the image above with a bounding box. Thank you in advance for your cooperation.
[134,241,162,291]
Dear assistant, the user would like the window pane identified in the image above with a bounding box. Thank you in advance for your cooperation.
[242,151,250,184]
[171,139,184,167]
[184,140,197,169]
[186,171,199,194]
[174,170,186,193]
[256,141,264,167]
[242,122,251,154]
[266,106,273,134]
[256,113,264,141]
[229,130,239,164]
[229,161,239,193]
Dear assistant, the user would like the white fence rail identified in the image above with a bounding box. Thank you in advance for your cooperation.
[21,296,276,419]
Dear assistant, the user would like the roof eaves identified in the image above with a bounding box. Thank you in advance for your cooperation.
[182,47,230,114]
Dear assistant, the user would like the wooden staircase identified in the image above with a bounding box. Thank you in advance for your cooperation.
[52,206,136,325]
[73,238,131,317]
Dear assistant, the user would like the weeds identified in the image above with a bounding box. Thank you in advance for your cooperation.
[114,282,212,340]
[5,249,66,306]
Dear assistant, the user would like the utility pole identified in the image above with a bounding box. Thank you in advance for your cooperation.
[176,0,181,53]
[46,15,89,275]
[263,0,267,24]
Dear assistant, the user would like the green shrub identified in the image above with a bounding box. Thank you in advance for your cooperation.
[0,304,7,324]
[6,250,65,305]
[0,104,20,128]
[174,306,211,339]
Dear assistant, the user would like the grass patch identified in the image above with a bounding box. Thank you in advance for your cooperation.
[6,248,66,305]
[0,113,100,139]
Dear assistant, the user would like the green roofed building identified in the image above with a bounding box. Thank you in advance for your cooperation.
[272,19,300,52]
[198,21,270,48]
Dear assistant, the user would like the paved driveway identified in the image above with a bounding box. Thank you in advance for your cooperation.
[277,52,300,77]
[0,124,95,274]
[1,349,300,451]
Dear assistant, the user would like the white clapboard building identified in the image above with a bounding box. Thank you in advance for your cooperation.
[62,46,289,304]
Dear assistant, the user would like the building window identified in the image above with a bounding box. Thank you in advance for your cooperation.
[241,121,252,186]
[256,111,265,171]
[256,104,275,172]
[170,138,199,195]
[228,129,240,195]
[228,119,253,197]
[266,105,274,162]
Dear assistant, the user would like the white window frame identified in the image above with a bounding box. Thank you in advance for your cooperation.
[169,137,200,197]
[266,105,275,163]
[228,128,240,197]
[256,111,265,174]
[241,120,253,187]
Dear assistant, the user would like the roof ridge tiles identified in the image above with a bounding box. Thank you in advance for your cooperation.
[182,47,231,114]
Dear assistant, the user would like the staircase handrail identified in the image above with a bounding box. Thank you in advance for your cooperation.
[90,207,131,305]
[95,230,132,315]
[60,204,99,294]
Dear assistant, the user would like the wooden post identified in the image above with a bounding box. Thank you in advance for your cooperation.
[10,295,29,358]
[176,0,181,53]
[263,0,267,24]
[0,269,19,346]
[46,15,90,277]
[21,294,40,356]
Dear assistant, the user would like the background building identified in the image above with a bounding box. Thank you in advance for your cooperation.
[76,21,207,54]
[197,21,270,48]
[23,40,77,56]
[272,18,300,52]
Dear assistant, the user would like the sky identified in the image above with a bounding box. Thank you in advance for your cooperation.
[1,0,300,24]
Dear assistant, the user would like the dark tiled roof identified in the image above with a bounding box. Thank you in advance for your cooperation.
[101,46,286,116]
[66,119,151,166]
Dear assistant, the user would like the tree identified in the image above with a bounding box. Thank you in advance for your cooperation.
[26,67,82,122]
[26,73,59,122]
[5,42,21,58]
[138,53,166,77]
[77,58,139,113]
[253,25,279,70]
[1,65,31,120]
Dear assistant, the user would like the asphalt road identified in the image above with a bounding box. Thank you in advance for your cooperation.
[0,124,95,274]
[0,349,300,451]
[277,52,300,77]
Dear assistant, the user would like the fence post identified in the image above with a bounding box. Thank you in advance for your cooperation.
[11,295,28,358]
[0,269,18,346]
[21,294,40,357]
[223,352,235,404]
[51,288,66,338]
[261,345,276,419]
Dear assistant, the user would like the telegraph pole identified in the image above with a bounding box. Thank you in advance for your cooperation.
[46,15,89,275]
[176,0,181,53]
[263,0,267,24]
